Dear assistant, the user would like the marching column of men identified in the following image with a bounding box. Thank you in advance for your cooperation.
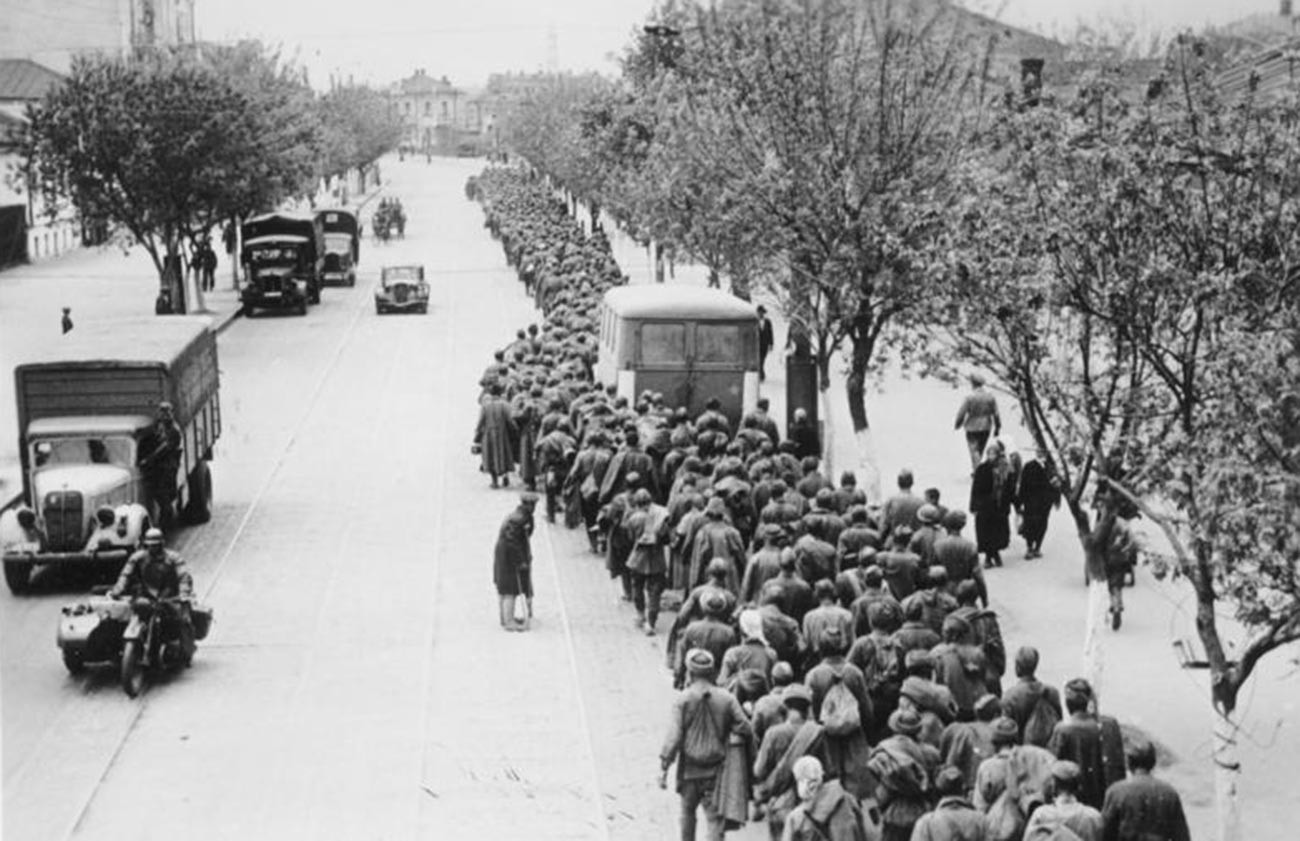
[470,166,1190,841]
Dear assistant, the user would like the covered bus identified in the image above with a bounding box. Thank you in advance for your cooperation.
[596,285,759,425]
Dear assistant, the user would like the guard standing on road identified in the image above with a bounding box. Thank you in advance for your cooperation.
[139,401,183,527]
[493,492,538,632]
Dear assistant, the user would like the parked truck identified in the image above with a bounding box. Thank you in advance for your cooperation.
[0,317,221,594]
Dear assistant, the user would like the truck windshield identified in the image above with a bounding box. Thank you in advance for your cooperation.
[324,233,353,255]
[32,436,135,468]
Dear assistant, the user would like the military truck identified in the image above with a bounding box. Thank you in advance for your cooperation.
[240,212,324,315]
[0,318,221,593]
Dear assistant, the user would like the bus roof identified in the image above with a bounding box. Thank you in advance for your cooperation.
[602,285,758,320]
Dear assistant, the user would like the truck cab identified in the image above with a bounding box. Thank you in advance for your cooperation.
[240,213,324,314]
[1,318,220,593]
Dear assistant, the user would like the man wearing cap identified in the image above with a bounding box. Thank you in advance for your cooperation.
[868,708,941,841]
[599,471,640,602]
[674,592,739,689]
[788,408,820,461]
[901,566,959,634]
[1023,760,1104,841]
[1047,678,1127,810]
[752,683,827,840]
[493,493,538,631]
[847,599,904,742]
[954,373,1001,471]
[625,488,671,635]
[878,527,924,602]
[762,552,816,626]
[110,528,196,664]
[659,648,752,841]
[751,661,797,748]
[950,581,1005,696]
[756,305,775,380]
[801,581,854,664]
[688,498,744,591]
[139,401,183,526]
[837,506,883,564]
[930,614,989,720]
[895,599,942,659]
[598,428,658,505]
[910,766,987,841]
[908,504,944,566]
[974,716,1056,815]
[1000,647,1063,748]
[845,561,895,635]
[757,585,805,670]
[1101,740,1190,841]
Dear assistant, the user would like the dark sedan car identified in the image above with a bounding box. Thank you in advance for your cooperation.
[374,265,429,314]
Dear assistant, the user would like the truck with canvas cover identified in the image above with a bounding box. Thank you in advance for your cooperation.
[315,208,360,287]
[240,212,324,314]
[0,317,221,593]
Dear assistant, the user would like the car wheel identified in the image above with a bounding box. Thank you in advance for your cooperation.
[4,561,31,595]
[182,462,213,525]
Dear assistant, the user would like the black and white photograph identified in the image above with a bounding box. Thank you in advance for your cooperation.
[1,1,1297,839]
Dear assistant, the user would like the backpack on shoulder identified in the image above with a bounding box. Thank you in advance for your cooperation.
[682,690,727,767]
[1022,688,1062,747]
[820,672,862,737]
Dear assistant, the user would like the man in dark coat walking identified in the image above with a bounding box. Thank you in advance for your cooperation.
[1047,678,1126,810]
[1101,740,1190,841]
[475,386,517,488]
[756,305,775,381]
[953,373,1000,471]
[493,493,538,631]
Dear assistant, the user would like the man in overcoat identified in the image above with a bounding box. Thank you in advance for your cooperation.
[493,493,537,631]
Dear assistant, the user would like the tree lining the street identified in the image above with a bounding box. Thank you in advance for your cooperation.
[936,37,1300,841]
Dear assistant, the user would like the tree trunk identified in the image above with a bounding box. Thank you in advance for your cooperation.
[845,328,874,434]
[1212,702,1243,841]
[1071,500,1113,702]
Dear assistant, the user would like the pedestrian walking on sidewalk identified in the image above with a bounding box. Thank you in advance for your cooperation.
[954,374,1001,472]
[493,492,538,631]
[61,307,73,334]
[659,648,753,841]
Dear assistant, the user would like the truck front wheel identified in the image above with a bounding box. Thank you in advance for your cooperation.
[4,561,32,595]
[183,462,213,525]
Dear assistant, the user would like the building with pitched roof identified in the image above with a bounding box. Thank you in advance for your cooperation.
[391,69,465,154]
[0,58,79,266]
[1,0,196,74]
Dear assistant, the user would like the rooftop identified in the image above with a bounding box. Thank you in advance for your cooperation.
[0,58,63,102]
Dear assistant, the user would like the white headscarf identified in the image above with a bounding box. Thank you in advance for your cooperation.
[739,609,767,644]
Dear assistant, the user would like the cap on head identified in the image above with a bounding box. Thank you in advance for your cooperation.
[936,766,965,797]
[782,684,814,709]
[1050,759,1082,784]
[917,504,940,525]
[631,488,653,507]
[771,661,794,686]
[685,648,715,677]
[992,716,1020,744]
[942,509,968,531]
[157,401,173,413]
[520,492,540,507]
[143,528,164,545]
[888,708,923,737]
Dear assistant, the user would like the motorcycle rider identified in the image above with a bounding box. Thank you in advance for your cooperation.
[110,528,196,665]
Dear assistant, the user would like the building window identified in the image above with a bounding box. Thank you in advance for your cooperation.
[441,101,449,118]
[404,102,410,114]
[425,101,431,116]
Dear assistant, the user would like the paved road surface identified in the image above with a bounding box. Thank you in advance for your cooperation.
[3,155,1296,840]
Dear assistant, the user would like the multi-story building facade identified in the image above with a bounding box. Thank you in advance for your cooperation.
[391,69,465,153]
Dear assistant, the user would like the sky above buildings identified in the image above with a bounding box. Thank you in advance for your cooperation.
[194,0,1282,89]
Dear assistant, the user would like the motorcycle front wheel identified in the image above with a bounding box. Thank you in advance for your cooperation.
[120,640,145,698]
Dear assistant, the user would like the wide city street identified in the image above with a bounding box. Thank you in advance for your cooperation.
[2,155,1296,841]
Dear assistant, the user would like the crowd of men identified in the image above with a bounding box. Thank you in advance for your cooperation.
[470,165,1189,841]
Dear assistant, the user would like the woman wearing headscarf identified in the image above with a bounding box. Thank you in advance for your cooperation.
[970,439,1014,568]
[719,609,780,690]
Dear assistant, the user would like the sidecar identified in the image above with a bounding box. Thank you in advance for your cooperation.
[57,594,130,674]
